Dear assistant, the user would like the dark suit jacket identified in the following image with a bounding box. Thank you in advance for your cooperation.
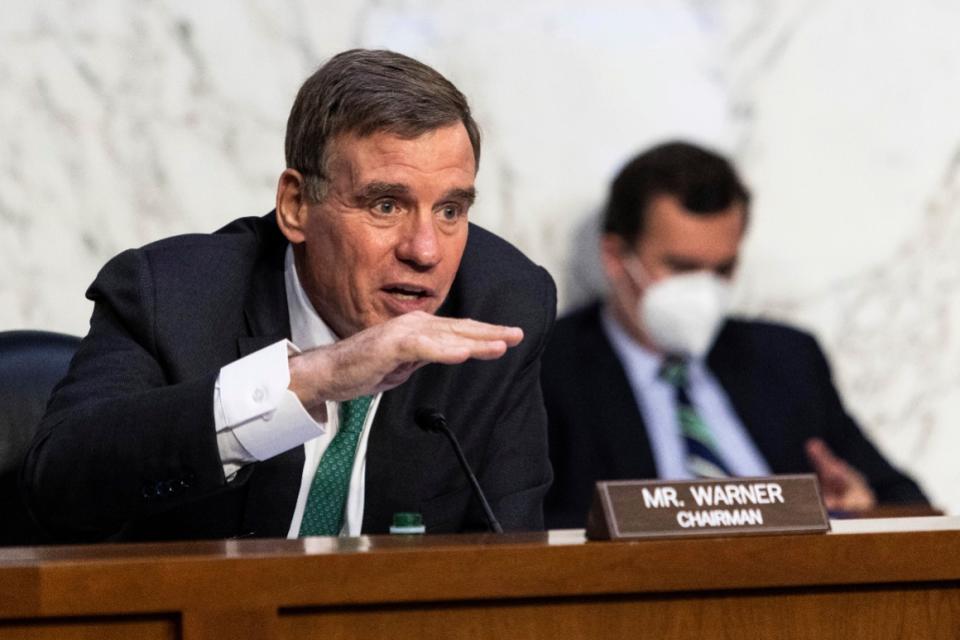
[22,213,556,542]
[542,302,927,529]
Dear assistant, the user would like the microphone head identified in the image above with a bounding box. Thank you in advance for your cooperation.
[414,407,447,432]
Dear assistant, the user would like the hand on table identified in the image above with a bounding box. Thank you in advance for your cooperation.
[805,437,876,512]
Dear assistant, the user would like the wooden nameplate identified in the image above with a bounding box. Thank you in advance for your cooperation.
[586,474,830,540]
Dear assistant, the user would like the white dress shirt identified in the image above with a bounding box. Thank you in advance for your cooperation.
[600,306,770,479]
[212,246,382,537]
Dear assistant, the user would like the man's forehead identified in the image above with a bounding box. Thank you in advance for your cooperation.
[644,197,744,237]
[331,125,476,179]
[634,195,745,263]
[354,180,477,204]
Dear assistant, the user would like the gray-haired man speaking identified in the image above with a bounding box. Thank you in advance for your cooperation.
[24,49,555,542]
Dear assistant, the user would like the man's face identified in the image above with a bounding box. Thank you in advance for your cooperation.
[292,123,476,338]
[603,194,746,347]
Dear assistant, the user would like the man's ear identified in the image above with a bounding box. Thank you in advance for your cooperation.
[600,233,631,283]
[275,169,310,244]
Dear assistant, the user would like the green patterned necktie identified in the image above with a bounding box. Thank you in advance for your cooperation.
[659,357,731,479]
[298,395,373,537]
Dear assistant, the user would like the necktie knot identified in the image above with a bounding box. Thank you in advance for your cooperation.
[658,356,690,388]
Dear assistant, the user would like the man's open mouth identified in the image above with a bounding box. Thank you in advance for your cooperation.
[383,285,432,300]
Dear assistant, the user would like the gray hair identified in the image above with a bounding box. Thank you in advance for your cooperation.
[285,49,482,202]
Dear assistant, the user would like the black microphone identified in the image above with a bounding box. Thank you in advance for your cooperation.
[414,407,504,534]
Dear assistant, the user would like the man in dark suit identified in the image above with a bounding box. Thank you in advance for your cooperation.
[543,141,926,529]
[22,49,555,542]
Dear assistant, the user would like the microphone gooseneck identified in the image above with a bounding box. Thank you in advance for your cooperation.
[414,407,504,534]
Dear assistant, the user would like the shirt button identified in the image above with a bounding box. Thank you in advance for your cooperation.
[253,387,266,403]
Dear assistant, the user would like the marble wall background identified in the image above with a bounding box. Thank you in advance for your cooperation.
[3,1,960,512]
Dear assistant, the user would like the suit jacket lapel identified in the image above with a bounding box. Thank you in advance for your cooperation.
[583,305,659,479]
[234,214,302,537]
[238,214,292,356]
[707,322,787,470]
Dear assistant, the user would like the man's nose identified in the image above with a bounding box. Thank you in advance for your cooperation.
[396,211,441,269]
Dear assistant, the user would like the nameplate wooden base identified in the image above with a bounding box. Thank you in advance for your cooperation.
[586,474,830,540]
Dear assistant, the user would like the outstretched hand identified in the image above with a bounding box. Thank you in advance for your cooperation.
[288,311,523,418]
[805,437,876,512]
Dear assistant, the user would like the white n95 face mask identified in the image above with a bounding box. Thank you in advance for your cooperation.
[624,261,732,359]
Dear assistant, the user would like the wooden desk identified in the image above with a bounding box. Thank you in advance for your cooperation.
[1,517,958,639]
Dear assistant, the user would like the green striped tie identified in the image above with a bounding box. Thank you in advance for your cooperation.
[298,395,373,536]
[660,358,731,479]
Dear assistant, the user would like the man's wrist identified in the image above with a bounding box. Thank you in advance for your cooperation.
[288,347,329,413]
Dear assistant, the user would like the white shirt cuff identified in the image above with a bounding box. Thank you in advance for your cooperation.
[217,340,297,427]
[214,339,325,464]
[232,389,325,460]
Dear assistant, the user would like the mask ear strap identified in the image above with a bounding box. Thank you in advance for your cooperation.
[621,254,649,289]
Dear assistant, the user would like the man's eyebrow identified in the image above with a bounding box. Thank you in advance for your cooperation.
[441,187,477,205]
[664,255,738,272]
[355,182,411,200]
[664,255,711,270]
[716,258,739,273]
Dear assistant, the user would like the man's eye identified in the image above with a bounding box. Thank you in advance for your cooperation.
[439,204,461,221]
[374,200,397,215]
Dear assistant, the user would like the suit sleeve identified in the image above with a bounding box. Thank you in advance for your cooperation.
[806,335,928,505]
[477,265,557,531]
[21,249,231,541]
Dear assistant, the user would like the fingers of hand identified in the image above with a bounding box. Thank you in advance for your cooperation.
[399,332,508,365]
[806,438,851,491]
[291,313,523,403]
[390,314,520,364]
[845,485,876,511]
[806,438,876,511]
[805,438,849,482]
[825,483,875,512]
[805,438,840,469]
[442,316,524,346]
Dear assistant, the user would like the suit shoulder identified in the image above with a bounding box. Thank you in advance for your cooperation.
[552,301,603,339]
[86,213,283,324]
[93,215,277,283]
[462,224,550,284]
[138,214,276,262]
[456,224,556,313]
[715,317,826,366]
[542,301,606,376]
[452,224,556,358]
[723,318,819,345]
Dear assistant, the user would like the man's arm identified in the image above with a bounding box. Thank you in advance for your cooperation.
[22,249,228,541]
[23,249,527,541]
[803,333,928,507]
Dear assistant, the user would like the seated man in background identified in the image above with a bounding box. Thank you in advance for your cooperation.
[543,141,927,528]
[22,49,555,542]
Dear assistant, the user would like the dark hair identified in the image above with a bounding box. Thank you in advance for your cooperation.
[602,141,750,241]
[285,49,481,202]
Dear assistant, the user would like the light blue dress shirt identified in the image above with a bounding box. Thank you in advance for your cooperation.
[600,307,771,480]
